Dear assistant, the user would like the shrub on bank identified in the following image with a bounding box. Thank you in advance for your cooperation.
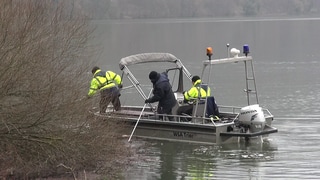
[0,0,130,179]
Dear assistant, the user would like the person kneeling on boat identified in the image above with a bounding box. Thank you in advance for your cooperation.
[88,66,123,114]
[145,71,176,121]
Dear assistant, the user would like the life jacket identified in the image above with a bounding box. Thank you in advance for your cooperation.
[94,70,117,90]
[184,79,210,101]
[88,69,121,96]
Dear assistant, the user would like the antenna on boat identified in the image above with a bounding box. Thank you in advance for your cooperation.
[200,47,214,118]
[243,44,250,57]
[206,47,213,60]
[226,43,230,58]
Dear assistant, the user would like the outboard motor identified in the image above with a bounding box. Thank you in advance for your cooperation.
[238,104,265,133]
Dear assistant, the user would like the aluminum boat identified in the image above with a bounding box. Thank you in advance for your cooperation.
[95,45,278,144]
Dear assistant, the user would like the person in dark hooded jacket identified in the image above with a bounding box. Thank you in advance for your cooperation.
[145,71,176,121]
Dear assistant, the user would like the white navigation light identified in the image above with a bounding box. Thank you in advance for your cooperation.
[230,48,240,57]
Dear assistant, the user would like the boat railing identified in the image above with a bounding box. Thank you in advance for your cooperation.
[152,113,218,126]
[107,104,272,126]
[218,105,273,117]
[262,108,273,118]
[216,105,273,123]
[218,105,242,114]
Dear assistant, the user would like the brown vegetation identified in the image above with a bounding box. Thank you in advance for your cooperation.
[0,0,130,179]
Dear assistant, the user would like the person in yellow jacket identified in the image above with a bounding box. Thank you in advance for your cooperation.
[177,75,210,121]
[184,75,210,101]
[88,66,123,113]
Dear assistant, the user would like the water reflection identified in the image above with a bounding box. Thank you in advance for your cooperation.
[221,139,277,161]
[126,139,277,180]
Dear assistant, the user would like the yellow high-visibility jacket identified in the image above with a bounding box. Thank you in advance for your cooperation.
[184,79,211,101]
[88,69,122,96]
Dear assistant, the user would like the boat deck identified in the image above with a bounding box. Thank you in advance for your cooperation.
[102,106,239,126]
[112,109,155,117]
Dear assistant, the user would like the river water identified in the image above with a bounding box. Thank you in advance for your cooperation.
[92,17,320,180]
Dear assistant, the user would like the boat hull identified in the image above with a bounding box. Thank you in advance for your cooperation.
[96,110,276,145]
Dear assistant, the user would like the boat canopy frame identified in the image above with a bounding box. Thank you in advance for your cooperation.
[119,53,193,108]
[119,53,260,118]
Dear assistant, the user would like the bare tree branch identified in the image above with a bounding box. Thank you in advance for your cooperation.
[0,0,130,179]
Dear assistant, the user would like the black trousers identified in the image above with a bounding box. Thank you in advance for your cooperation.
[157,105,174,121]
[176,104,193,116]
[176,104,193,121]
[100,87,121,113]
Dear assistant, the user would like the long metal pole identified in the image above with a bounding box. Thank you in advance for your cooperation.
[203,58,213,117]
[244,61,250,105]
[128,88,153,142]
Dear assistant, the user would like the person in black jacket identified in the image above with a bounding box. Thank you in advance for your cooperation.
[145,71,176,121]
